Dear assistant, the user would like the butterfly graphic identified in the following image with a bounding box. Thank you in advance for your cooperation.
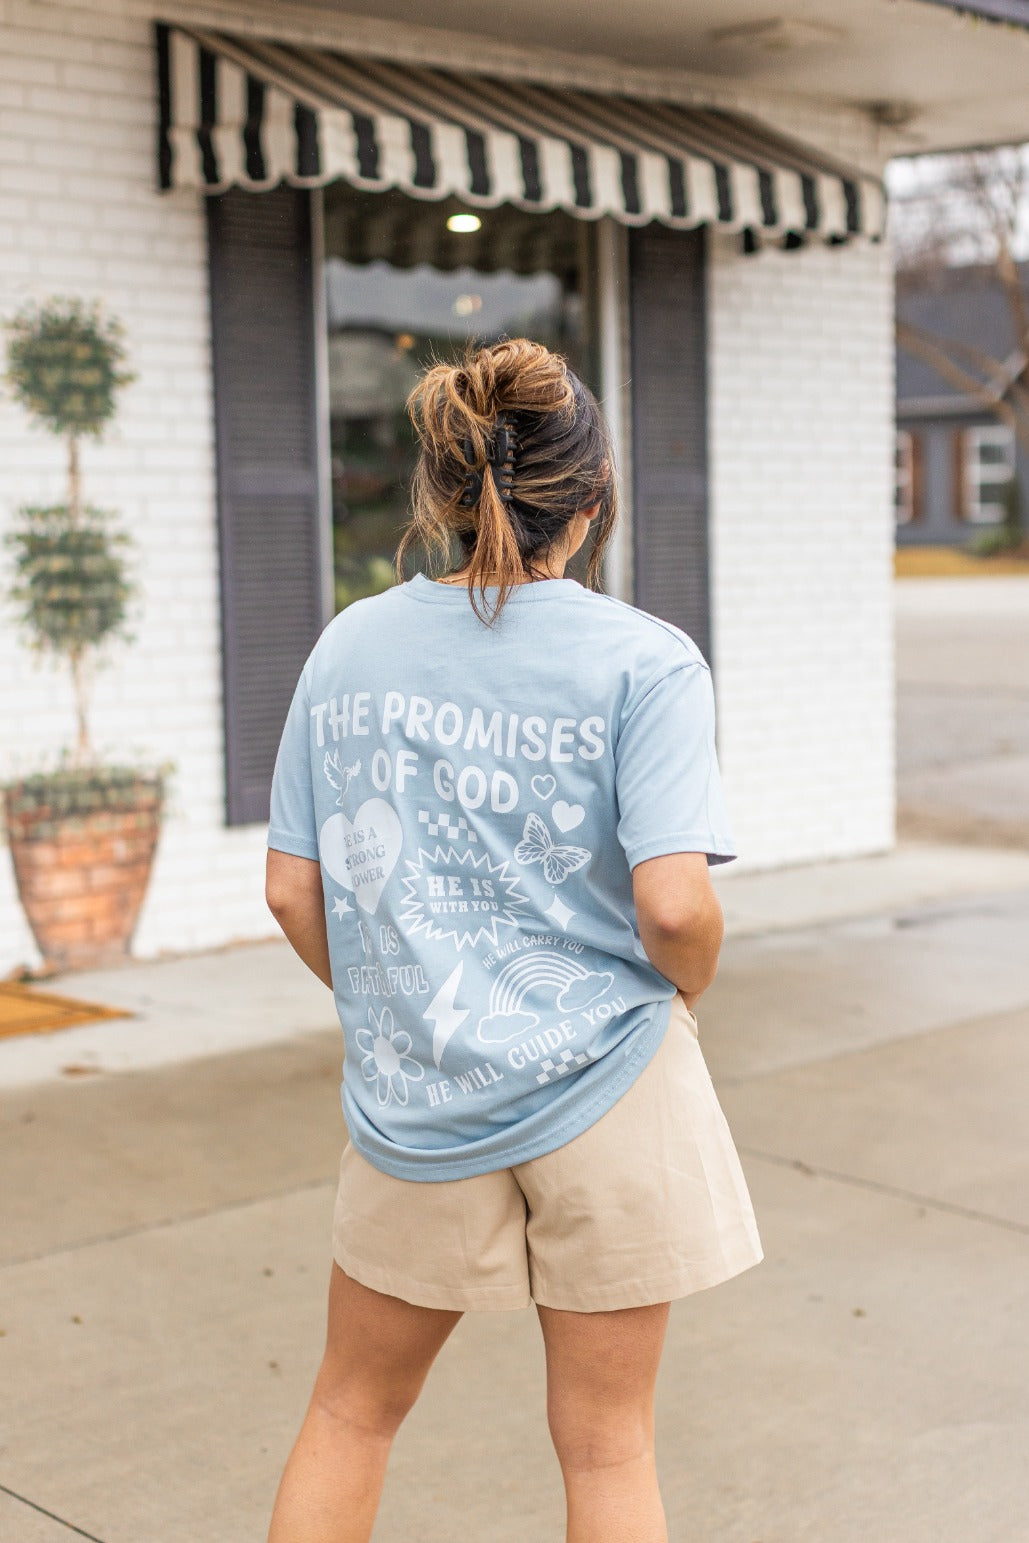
[323,751,362,806]
[514,811,591,886]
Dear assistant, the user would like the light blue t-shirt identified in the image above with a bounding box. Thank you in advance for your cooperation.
[268,573,736,1181]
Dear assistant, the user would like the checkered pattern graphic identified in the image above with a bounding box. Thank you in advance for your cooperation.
[535,1049,590,1086]
[418,809,478,842]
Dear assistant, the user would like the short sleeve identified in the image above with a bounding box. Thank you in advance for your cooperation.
[616,661,736,869]
[268,669,320,860]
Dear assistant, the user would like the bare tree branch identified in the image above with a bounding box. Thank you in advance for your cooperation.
[896,319,1016,399]
[995,236,1029,364]
[892,147,1029,459]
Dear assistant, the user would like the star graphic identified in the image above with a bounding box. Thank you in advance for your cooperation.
[332,895,352,919]
[544,893,574,930]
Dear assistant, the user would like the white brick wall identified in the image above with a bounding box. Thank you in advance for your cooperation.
[0,0,896,972]
[709,230,897,870]
[0,0,273,973]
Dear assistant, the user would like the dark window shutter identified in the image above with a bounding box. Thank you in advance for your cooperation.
[952,427,968,522]
[628,225,710,662]
[910,430,925,523]
[207,186,325,825]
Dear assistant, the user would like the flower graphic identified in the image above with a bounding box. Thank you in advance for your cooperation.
[355,1005,424,1108]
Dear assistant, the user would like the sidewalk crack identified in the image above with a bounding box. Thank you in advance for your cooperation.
[0,1481,107,1541]
[738,1146,1029,1236]
[0,1175,336,1272]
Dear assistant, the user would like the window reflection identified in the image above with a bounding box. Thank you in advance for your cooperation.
[323,186,595,612]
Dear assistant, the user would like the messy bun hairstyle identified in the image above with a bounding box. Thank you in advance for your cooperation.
[397,337,617,623]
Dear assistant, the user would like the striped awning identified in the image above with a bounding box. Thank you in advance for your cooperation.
[156,23,886,246]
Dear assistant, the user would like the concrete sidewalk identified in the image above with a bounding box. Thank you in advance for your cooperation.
[1,840,1028,1541]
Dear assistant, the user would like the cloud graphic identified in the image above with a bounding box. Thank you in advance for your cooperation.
[556,972,614,1013]
[477,1009,540,1044]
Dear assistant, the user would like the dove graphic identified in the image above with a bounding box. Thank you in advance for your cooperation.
[323,751,362,806]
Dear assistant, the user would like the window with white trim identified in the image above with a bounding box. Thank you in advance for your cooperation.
[963,424,1015,524]
[895,429,916,524]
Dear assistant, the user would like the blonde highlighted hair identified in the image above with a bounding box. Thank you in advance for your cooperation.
[396,337,617,623]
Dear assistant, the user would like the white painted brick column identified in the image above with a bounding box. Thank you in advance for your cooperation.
[708,230,897,870]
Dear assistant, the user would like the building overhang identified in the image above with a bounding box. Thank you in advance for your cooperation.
[915,0,1029,26]
[157,23,885,246]
[75,0,1029,163]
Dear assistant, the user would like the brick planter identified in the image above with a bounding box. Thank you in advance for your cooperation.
[3,775,163,971]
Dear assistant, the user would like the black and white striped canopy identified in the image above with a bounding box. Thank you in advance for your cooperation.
[156,23,885,245]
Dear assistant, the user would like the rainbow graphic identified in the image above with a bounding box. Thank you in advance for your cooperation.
[477,950,613,1043]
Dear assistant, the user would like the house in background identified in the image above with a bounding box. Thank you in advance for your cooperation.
[896,262,1029,543]
[5,0,1029,972]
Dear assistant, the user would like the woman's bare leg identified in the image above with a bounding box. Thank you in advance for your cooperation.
[537,1300,671,1543]
[267,1263,462,1543]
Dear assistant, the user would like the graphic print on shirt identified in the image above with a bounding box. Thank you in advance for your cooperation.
[514,810,591,886]
[355,1003,425,1108]
[342,918,432,1000]
[417,807,479,843]
[422,960,469,1067]
[305,686,626,1115]
[420,960,509,1100]
[543,892,575,930]
[323,750,362,804]
[398,845,529,952]
[319,797,403,915]
[418,933,624,1101]
[476,950,613,1042]
[472,937,630,1088]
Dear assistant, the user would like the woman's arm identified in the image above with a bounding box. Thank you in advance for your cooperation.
[266,850,333,990]
[632,851,725,1011]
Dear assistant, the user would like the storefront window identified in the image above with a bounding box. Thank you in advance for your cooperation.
[323,186,596,612]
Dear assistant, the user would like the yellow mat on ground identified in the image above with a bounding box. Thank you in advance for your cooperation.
[895,546,1029,577]
[0,982,131,1040]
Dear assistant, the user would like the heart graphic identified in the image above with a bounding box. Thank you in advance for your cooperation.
[319,798,403,915]
[552,800,585,833]
[530,774,557,801]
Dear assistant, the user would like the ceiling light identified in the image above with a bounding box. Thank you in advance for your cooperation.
[710,18,842,52]
[453,294,482,316]
[446,212,482,233]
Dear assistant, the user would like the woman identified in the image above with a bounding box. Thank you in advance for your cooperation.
[264,337,762,1543]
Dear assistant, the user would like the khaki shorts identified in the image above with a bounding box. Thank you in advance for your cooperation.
[331,995,763,1313]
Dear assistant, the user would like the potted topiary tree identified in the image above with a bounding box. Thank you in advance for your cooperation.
[2,298,167,973]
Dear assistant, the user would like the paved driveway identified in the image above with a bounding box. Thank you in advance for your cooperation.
[897,576,1029,844]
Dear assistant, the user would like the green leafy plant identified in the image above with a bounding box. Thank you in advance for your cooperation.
[967,526,1015,558]
[6,298,133,440]
[1001,473,1024,548]
[967,476,1025,558]
[3,765,166,836]
[3,298,138,764]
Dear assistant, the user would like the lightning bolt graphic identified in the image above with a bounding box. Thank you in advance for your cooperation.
[423,962,469,1070]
